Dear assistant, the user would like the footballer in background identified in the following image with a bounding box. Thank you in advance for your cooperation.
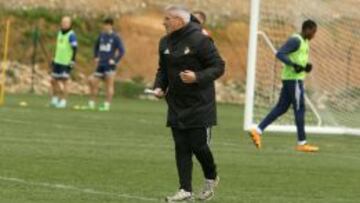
[86,17,125,111]
[50,16,78,108]
[249,20,319,152]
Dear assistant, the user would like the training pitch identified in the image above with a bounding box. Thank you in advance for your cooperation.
[0,94,359,203]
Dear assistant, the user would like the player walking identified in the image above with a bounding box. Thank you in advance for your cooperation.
[249,20,319,152]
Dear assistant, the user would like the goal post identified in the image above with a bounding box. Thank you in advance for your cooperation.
[244,0,260,131]
[244,0,360,136]
[0,19,11,106]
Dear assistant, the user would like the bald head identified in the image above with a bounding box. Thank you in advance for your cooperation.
[61,16,72,30]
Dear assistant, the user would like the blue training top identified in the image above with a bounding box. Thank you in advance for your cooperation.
[94,31,125,66]
[68,31,78,48]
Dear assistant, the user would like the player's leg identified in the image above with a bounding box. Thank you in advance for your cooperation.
[87,72,101,110]
[105,74,114,104]
[166,128,194,202]
[292,80,306,143]
[57,66,71,108]
[190,127,219,201]
[50,63,62,107]
[249,81,292,148]
[50,78,60,107]
[57,79,69,108]
[258,81,293,131]
[290,80,319,152]
[99,72,115,111]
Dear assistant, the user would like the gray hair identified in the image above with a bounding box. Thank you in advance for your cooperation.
[165,5,191,24]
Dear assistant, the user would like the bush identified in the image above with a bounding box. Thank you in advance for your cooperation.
[114,79,145,99]
[11,7,62,23]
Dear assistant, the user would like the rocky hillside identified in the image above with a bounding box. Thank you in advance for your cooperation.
[0,1,249,83]
[2,0,250,21]
[1,0,358,106]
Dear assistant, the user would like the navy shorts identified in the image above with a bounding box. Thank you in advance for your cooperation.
[51,62,71,79]
[94,65,116,78]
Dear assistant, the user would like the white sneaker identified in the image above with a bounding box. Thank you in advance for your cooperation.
[198,176,220,201]
[50,96,59,107]
[56,99,67,109]
[165,189,193,202]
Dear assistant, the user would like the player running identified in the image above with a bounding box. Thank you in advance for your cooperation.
[249,20,319,152]
[50,16,78,108]
[86,17,125,111]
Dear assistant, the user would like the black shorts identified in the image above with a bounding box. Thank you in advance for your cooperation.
[51,62,71,79]
[94,65,116,78]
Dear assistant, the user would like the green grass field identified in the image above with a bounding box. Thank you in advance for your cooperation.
[0,94,359,203]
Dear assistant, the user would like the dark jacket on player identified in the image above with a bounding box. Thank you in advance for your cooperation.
[154,23,225,129]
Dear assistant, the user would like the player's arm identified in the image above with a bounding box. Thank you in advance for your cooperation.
[69,33,78,67]
[276,37,305,73]
[276,37,313,73]
[276,37,300,67]
[93,35,100,60]
[113,35,125,64]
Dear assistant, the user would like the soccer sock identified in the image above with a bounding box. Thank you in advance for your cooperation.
[88,100,95,108]
[256,126,263,135]
[298,140,307,145]
[104,101,111,109]
[51,96,59,105]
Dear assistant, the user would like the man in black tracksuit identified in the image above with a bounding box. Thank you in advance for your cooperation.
[152,5,225,202]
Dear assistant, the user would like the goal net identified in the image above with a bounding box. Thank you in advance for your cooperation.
[244,0,360,135]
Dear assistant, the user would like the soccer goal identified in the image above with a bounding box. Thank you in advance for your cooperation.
[244,0,360,136]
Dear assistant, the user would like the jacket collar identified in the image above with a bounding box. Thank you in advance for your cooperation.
[168,23,200,44]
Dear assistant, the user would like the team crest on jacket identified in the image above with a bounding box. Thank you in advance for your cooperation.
[184,47,190,55]
[164,48,170,54]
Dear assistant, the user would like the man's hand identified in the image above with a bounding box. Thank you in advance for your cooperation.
[109,59,116,65]
[153,88,165,99]
[94,57,100,64]
[305,63,312,73]
[180,70,197,84]
[293,64,304,73]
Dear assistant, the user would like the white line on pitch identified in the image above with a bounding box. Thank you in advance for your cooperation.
[0,176,158,202]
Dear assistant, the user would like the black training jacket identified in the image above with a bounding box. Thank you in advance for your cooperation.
[154,23,225,129]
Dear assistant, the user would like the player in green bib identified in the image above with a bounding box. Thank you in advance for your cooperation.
[50,16,78,108]
[249,20,319,152]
